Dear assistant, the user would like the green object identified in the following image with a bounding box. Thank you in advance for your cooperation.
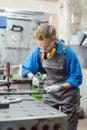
[31,84,43,101]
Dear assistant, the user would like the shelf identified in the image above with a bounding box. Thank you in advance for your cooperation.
[5,47,30,50]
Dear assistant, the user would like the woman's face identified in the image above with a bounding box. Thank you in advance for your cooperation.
[36,38,56,53]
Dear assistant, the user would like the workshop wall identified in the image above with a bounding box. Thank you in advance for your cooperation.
[0,0,57,14]
[56,0,87,42]
[0,0,58,66]
[80,68,87,117]
[0,10,57,65]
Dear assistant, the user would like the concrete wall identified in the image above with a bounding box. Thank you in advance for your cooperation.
[71,46,87,117]
[80,69,87,117]
[57,0,87,42]
[0,0,57,14]
[81,0,87,29]
[0,0,59,35]
[0,0,87,42]
[56,0,69,42]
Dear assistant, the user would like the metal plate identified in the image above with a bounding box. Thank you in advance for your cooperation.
[0,95,67,130]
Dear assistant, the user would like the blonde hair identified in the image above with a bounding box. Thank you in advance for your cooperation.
[35,23,56,40]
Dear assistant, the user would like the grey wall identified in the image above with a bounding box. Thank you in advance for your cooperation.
[0,10,57,65]
[71,45,87,68]
[70,45,87,116]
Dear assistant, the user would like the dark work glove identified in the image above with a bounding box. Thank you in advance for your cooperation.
[45,84,63,93]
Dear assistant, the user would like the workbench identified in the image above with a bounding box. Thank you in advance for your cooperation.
[0,94,67,130]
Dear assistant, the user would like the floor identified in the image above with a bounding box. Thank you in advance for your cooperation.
[78,118,87,130]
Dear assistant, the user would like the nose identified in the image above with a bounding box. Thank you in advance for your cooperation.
[40,47,47,52]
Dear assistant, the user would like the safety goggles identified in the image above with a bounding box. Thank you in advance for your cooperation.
[35,32,55,40]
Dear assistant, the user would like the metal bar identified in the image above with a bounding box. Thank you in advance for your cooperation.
[0,90,45,95]
[0,79,32,85]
